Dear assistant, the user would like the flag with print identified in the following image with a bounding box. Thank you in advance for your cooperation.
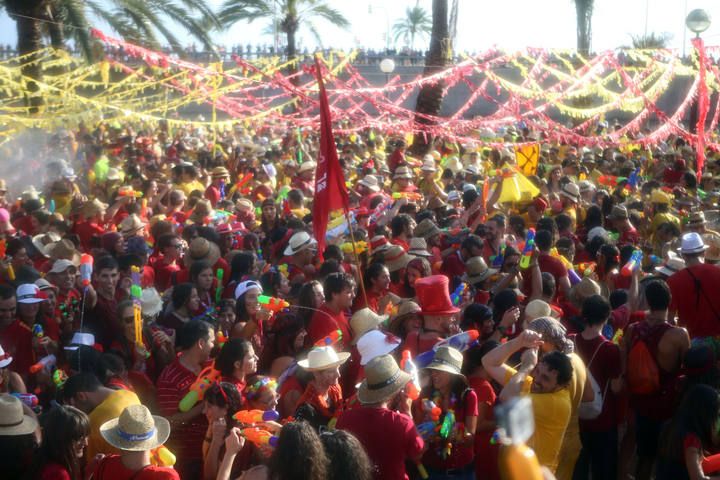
[312,56,349,255]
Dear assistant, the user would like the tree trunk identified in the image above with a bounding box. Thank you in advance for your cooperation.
[411,0,450,156]
[6,0,46,114]
[46,3,66,51]
[575,1,592,56]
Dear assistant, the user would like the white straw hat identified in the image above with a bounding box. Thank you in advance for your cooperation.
[297,346,350,372]
[99,404,170,452]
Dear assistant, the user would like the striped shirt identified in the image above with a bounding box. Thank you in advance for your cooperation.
[156,358,208,461]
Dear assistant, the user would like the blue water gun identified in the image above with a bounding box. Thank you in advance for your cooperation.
[450,283,467,306]
[519,228,536,269]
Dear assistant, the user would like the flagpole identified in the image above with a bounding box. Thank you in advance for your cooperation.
[343,208,368,308]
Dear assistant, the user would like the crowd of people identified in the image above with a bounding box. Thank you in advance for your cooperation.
[1,120,720,480]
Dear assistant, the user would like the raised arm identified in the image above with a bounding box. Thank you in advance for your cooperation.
[482,330,543,385]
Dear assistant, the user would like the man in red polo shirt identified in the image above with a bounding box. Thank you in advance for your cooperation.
[441,234,484,280]
[151,233,184,292]
[337,354,424,480]
[0,284,33,379]
[307,272,356,350]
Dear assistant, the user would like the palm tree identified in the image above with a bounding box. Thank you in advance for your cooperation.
[1,0,221,112]
[411,0,450,155]
[573,0,594,56]
[392,5,432,50]
[218,0,350,79]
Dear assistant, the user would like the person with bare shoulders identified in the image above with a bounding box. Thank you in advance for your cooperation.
[621,279,690,480]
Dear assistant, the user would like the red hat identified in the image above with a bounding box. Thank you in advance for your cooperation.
[532,197,548,212]
[354,207,370,218]
[415,275,460,316]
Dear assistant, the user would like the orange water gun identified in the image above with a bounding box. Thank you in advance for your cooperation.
[392,192,423,202]
[241,427,279,447]
[258,295,289,313]
[233,409,280,424]
[119,189,143,198]
[216,331,229,348]
[178,365,221,412]
[149,446,176,466]
[400,350,421,400]
[314,329,342,347]
[230,173,254,195]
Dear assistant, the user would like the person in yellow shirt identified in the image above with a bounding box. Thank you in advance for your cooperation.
[174,163,206,196]
[60,372,141,459]
[482,330,573,474]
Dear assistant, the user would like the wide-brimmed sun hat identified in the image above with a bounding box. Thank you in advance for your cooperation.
[383,245,412,273]
[356,330,401,366]
[463,256,498,285]
[99,404,170,452]
[357,354,412,404]
[423,346,467,383]
[297,346,350,372]
[0,394,37,435]
[184,237,221,268]
[283,231,317,256]
[0,345,12,368]
[408,237,432,258]
[350,308,388,344]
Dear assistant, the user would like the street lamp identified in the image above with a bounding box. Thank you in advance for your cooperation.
[686,9,712,37]
[379,58,395,84]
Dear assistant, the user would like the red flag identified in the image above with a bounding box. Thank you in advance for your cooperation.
[312,57,349,255]
[693,37,709,182]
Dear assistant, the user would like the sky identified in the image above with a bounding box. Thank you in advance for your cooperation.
[0,0,719,56]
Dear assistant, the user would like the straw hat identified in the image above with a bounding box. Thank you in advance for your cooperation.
[356,330,401,365]
[423,346,467,383]
[32,232,62,258]
[560,182,581,203]
[687,211,707,227]
[607,205,629,221]
[100,404,170,452]
[48,239,81,266]
[297,346,350,372]
[81,199,109,219]
[650,189,673,205]
[524,299,558,322]
[569,277,601,307]
[445,156,463,174]
[383,245,412,273]
[35,278,57,293]
[414,219,442,240]
[388,300,422,333]
[420,159,437,173]
[0,394,37,436]
[0,345,12,369]
[358,176,381,193]
[21,186,40,202]
[298,162,316,175]
[184,237,221,268]
[408,237,432,258]
[350,308,388,344]
[463,256,498,285]
[679,232,709,255]
[283,231,318,256]
[655,252,686,276]
[210,166,230,179]
[119,214,145,238]
[393,166,414,181]
[357,354,411,404]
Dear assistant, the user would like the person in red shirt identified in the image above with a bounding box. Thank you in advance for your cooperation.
[390,214,415,252]
[156,320,215,479]
[667,232,720,339]
[608,205,641,246]
[404,275,461,357]
[0,284,34,380]
[92,404,179,480]
[522,229,571,299]
[215,337,258,398]
[307,272,356,350]
[352,263,391,314]
[441,234,484,281]
[282,231,318,289]
[205,167,230,207]
[74,199,110,251]
[337,354,424,480]
[36,404,91,480]
[294,345,350,430]
[47,259,86,331]
[151,233,184,292]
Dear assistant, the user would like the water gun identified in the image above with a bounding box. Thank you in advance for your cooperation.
[611,328,624,345]
[230,173,254,195]
[219,179,226,200]
[368,198,392,225]
[703,453,720,474]
[450,283,467,306]
[621,250,643,277]
[314,329,342,347]
[392,192,423,202]
[491,245,505,268]
[415,330,480,368]
[11,393,38,408]
[258,295,289,313]
[140,199,148,219]
[240,427,279,448]
[80,253,94,289]
[417,421,437,439]
[150,446,176,467]
[30,354,56,374]
[340,241,368,255]
[550,248,581,285]
[575,262,596,276]
[627,168,640,189]
[130,266,143,344]
[519,228,536,269]
[49,199,56,214]
[598,174,619,187]
[400,350,421,400]
[32,324,44,338]
[178,365,221,412]
[216,331,228,348]
[53,368,68,387]
[439,410,456,440]
[215,268,224,303]
[0,239,5,258]
[119,189,143,198]
[233,409,280,424]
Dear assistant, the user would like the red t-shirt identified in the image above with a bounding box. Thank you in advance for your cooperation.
[667,264,720,338]
[38,463,71,480]
[352,289,382,314]
[307,304,352,350]
[523,253,567,297]
[440,251,465,279]
[151,257,183,292]
[469,377,499,480]
[0,319,34,377]
[336,406,424,480]
[156,358,208,461]
[575,335,622,432]
[74,220,107,251]
[92,455,179,480]
[204,185,221,207]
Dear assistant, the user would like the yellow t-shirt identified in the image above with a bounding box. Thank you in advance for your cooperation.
[176,180,206,196]
[87,389,141,459]
[504,367,572,473]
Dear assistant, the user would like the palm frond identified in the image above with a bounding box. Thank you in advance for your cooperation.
[59,0,94,60]
[218,0,274,27]
[301,3,350,29]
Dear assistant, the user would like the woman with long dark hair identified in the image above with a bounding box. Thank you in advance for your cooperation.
[215,338,258,396]
[202,382,245,480]
[190,260,215,313]
[403,257,432,299]
[159,282,200,332]
[320,430,373,480]
[234,280,270,354]
[296,280,324,329]
[223,252,258,299]
[36,405,90,480]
